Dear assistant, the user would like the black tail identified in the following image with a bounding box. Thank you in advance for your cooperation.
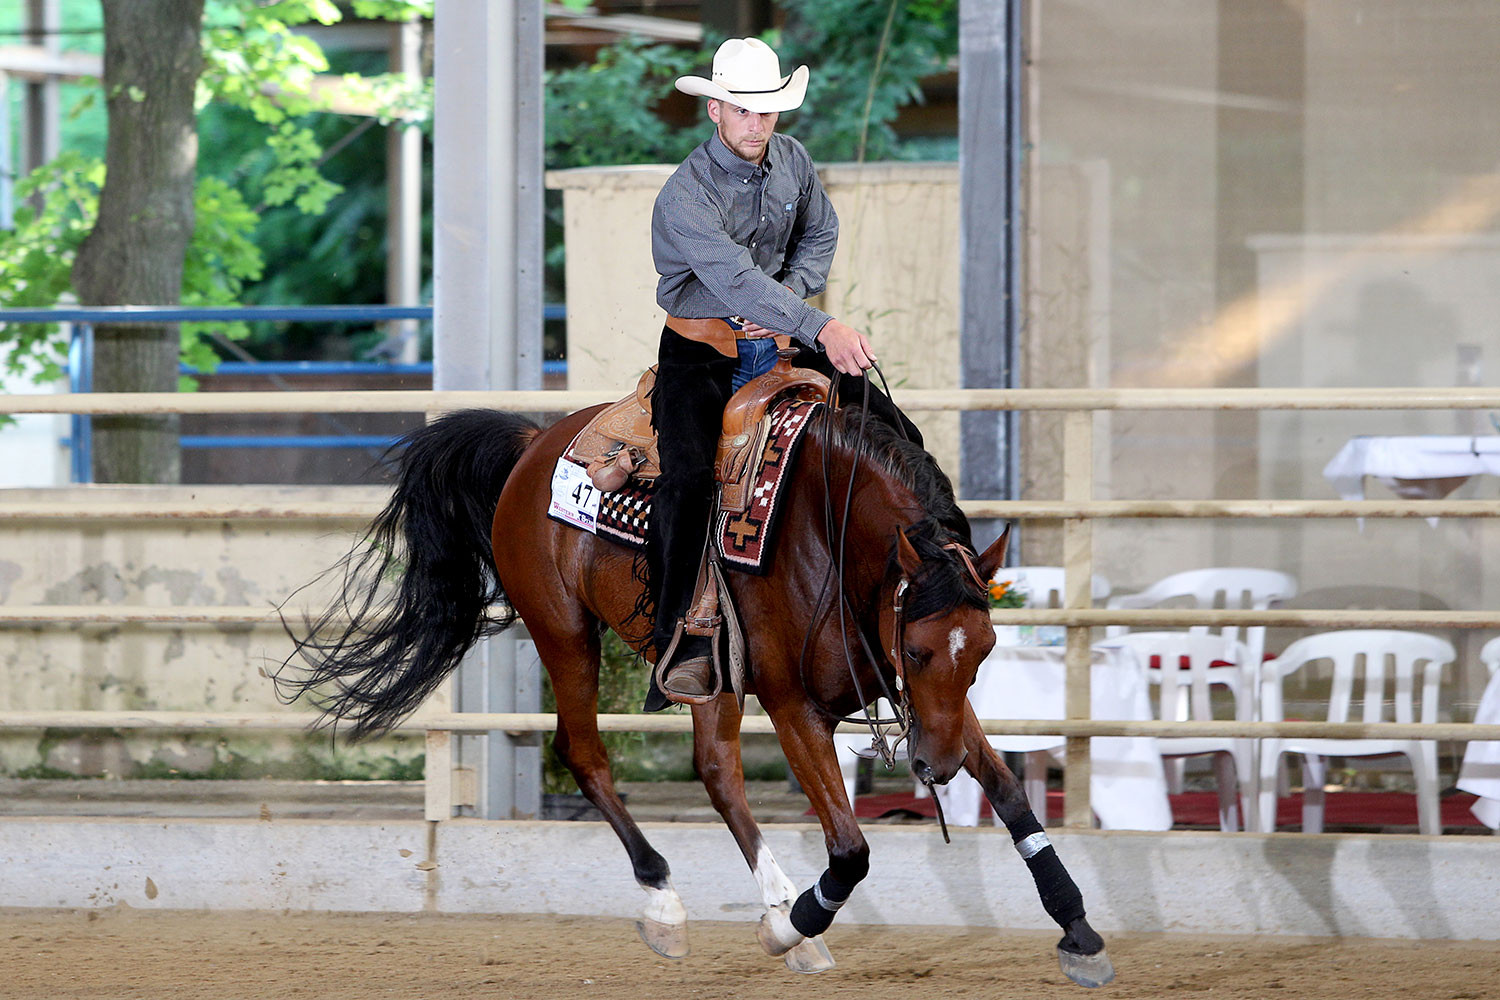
[277,409,541,739]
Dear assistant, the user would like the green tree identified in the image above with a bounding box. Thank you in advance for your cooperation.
[70,0,205,484]
[0,0,432,481]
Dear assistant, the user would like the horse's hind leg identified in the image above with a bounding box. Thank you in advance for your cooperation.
[539,629,690,959]
[690,694,836,973]
[961,706,1115,988]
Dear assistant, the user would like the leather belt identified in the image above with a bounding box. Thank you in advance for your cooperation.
[665,315,742,358]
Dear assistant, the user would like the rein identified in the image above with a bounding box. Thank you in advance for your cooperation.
[796,366,989,788]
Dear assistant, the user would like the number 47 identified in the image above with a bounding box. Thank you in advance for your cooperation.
[571,482,594,505]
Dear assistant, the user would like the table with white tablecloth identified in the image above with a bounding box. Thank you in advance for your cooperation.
[932,637,1173,831]
[1323,435,1500,506]
[1456,668,1500,830]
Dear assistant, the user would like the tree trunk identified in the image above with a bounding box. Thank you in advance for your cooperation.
[71,0,204,483]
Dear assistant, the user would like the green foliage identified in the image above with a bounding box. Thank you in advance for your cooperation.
[777,0,958,163]
[544,38,703,170]
[0,152,101,380]
[0,0,435,383]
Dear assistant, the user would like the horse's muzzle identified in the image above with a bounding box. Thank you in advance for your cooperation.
[911,748,968,787]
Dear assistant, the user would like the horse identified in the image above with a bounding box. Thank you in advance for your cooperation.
[279,395,1115,988]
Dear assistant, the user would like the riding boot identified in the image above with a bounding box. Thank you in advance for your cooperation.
[648,471,718,706]
[644,327,735,710]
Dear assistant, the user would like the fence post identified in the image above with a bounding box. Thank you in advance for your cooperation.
[1062,409,1094,828]
[424,729,454,821]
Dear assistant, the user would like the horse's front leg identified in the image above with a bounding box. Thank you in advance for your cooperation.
[961,705,1115,988]
[691,693,836,973]
[753,705,869,970]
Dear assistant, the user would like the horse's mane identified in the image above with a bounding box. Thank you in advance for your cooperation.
[814,405,988,621]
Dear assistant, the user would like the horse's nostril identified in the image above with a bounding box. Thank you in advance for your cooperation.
[912,760,934,784]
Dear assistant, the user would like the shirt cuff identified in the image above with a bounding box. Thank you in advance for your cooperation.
[794,307,832,350]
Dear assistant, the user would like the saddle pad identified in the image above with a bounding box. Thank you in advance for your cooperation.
[546,397,823,575]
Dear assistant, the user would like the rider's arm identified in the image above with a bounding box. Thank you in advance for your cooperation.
[779,146,838,300]
[652,191,831,349]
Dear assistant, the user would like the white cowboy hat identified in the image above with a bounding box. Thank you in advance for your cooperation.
[675,38,809,115]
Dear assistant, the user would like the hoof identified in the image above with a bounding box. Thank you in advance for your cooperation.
[1057,945,1115,988]
[783,934,836,974]
[636,917,689,959]
[756,906,801,957]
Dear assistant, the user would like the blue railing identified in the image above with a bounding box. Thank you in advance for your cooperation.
[0,304,567,482]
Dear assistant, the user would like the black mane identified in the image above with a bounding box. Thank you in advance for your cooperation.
[815,405,988,621]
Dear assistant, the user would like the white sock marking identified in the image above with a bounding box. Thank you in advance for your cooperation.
[752,842,798,909]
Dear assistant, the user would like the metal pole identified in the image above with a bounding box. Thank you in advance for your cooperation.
[432,0,544,820]
[0,70,12,229]
[958,0,1025,558]
[385,17,425,364]
[21,0,61,208]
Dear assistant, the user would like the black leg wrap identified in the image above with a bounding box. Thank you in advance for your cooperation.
[789,870,854,939]
[1007,809,1086,929]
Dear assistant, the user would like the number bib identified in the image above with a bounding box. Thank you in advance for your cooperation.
[548,458,602,532]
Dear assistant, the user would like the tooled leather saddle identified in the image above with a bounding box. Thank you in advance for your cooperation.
[563,338,829,513]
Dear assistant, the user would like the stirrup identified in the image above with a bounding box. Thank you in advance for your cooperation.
[653,628,723,706]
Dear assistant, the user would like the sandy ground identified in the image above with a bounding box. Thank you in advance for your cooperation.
[0,909,1496,1000]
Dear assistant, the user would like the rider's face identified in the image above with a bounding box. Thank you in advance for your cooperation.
[708,100,778,164]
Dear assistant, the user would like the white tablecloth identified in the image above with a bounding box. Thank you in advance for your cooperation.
[934,637,1172,831]
[1456,669,1500,829]
[1323,435,1500,502]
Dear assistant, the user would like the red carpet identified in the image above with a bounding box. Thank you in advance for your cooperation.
[833,789,1487,830]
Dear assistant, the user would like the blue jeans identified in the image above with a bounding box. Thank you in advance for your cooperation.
[732,336,780,391]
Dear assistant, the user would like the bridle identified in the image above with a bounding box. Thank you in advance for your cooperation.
[797,367,990,780]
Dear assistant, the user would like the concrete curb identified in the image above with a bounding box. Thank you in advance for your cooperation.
[1,817,1495,940]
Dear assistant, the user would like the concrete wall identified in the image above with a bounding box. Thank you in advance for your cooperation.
[547,161,962,475]
[0,485,426,777]
[3,817,1497,941]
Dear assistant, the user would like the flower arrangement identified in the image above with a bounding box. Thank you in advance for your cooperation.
[988,578,1028,609]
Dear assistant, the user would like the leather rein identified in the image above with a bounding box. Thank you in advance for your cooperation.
[797,368,989,775]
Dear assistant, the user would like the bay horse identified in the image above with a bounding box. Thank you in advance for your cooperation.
[280,397,1114,987]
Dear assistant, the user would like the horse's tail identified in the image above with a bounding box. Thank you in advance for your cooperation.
[277,409,542,739]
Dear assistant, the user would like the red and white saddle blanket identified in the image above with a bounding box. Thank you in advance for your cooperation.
[546,397,822,575]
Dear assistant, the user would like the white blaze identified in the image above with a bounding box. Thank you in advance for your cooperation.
[948,626,967,664]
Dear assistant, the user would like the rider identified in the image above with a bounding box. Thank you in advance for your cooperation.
[646,37,922,706]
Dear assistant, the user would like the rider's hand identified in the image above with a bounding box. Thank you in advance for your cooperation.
[815,319,877,375]
[739,320,779,339]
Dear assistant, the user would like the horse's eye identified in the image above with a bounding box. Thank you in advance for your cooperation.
[903,646,926,666]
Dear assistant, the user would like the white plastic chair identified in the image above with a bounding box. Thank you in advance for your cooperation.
[1481,636,1500,680]
[1111,632,1255,831]
[1256,630,1454,835]
[1105,568,1297,806]
[1105,567,1298,667]
[990,566,1112,607]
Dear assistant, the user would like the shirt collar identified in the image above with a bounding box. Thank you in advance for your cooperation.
[707,130,770,183]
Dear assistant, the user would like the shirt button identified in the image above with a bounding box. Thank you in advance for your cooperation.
[751,242,757,248]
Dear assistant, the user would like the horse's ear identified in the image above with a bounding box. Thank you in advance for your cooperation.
[975,524,1011,582]
[894,527,922,576]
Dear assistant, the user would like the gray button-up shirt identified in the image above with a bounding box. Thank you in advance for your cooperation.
[652,131,837,348]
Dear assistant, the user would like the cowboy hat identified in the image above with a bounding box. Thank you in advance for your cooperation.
[675,38,809,114]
